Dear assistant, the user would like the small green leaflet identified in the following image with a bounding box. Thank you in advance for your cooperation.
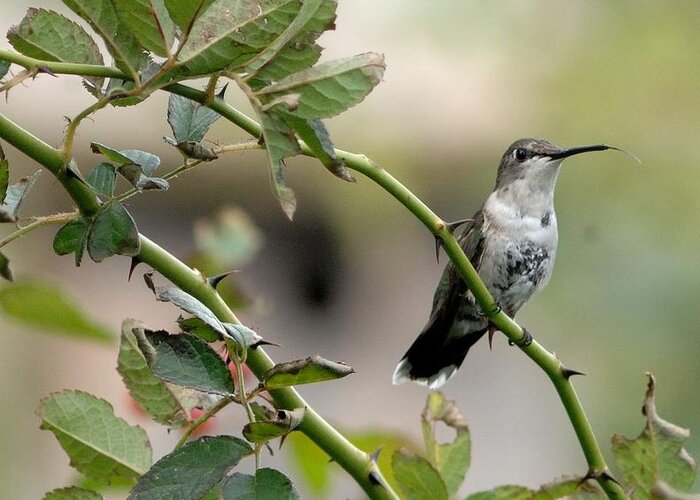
[62,0,149,78]
[0,150,8,201]
[0,59,11,80]
[38,390,152,483]
[612,373,698,496]
[86,162,117,198]
[53,218,90,266]
[43,486,104,500]
[263,355,354,389]
[90,143,168,191]
[7,8,104,90]
[138,329,235,396]
[87,202,140,262]
[113,0,175,58]
[242,408,304,444]
[256,52,385,119]
[166,93,221,160]
[420,392,471,497]
[128,436,252,500]
[391,448,448,500]
[220,468,300,500]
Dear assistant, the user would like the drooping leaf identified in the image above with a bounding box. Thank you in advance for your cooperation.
[263,355,353,389]
[118,320,190,427]
[150,284,227,336]
[256,52,385,119]
[86,162,117,198]
[0,251,12,281]
[0,282,111,340]
[43,486,104,500]
[167,93,221,143]
[176,0,300,76]
[283,115,353,181]
[242,408,304,444]
[128,436,252,500]
[163,0,215,33]
[91,143,167,191]
[139,329,235,396]
[7,8,104,89]
[257,110,299,219]
[53,217,91,266]
[391,448,448,500]
[38,390,152,483]
[612,374,697,496]
[0,171,40,223]
[114,0,175,57]
[61,0,148,77]
[87,202,140,262]
[220,468,300,500]
[420,392,471,497]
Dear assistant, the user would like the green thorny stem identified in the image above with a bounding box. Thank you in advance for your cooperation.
[0,48,628,500]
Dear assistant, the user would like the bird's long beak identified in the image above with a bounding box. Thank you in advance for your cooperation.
[548,144,610,160]
[549,144,641,164]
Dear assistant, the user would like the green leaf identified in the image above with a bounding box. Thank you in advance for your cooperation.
[128,436,252,500]
[87,202,141,262]
[242,408,304,444]
[118,319,190,427]
[220,468,300,500]
[150,284,227,336]
[178,316,220,342]
[61,0,148,77]
[43,487,104,500]
[244,0,333,78]
[0,154,8,202]
[90,143,167,191]
[7,8,104,89]
[256,52,385,119]
[167,93,221,143]
[283,115,353,182]
[0,170,39,223]
[263,355,353,389]
[176,0,300,76]
[612,373,697,496]
[420,391,471,497]
[466,479,600,500]
[114,0,175,57]
[86,162,117,198]
[467,485,533,500]
[257,110,299,219]
[164,0,215,32]
[391,448,448,500]
[0,251,12,281]
[38,390,152,483]
[0,281,111,340]
[53,218,91,266]
[139,330,235,396]
[0,59,11,80]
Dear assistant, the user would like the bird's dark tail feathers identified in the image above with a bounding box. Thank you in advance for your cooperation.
[392,326,487,389]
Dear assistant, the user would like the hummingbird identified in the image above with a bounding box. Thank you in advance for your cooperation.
[393,138,617,389]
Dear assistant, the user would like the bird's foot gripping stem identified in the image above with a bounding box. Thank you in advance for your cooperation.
[509,327,533,347]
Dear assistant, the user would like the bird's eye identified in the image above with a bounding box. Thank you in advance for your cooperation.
[514,148,527,161]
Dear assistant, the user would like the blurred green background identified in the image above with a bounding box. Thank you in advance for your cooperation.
[2,1,700,498]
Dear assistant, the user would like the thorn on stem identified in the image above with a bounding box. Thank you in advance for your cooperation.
[561,366,587,379]
[208,270,238,289]
[128,257,142,281]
